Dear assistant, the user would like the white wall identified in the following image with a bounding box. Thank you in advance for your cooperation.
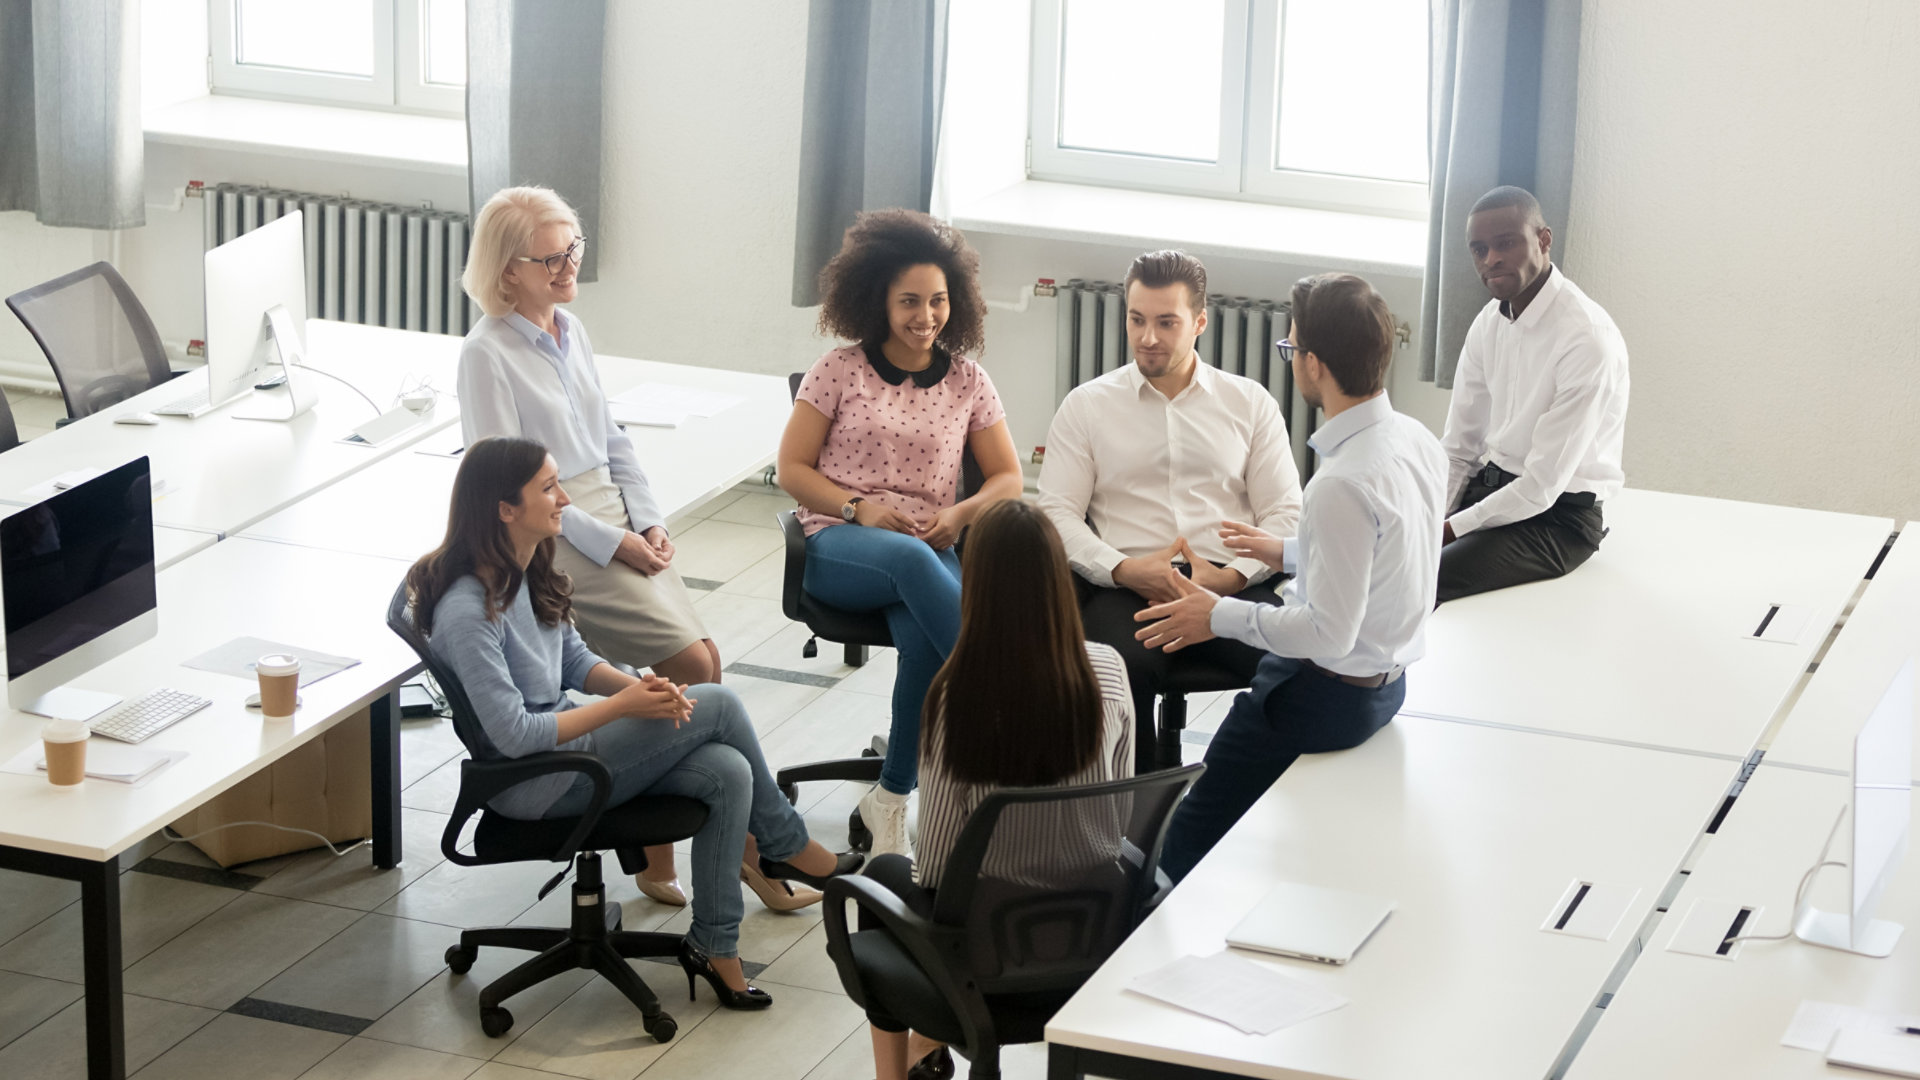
[1564,0,1920,521]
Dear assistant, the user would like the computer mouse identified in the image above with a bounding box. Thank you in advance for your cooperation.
[113,413,160,426]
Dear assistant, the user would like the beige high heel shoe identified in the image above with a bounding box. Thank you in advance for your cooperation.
[635,875,687,907]
[740,858,822,911]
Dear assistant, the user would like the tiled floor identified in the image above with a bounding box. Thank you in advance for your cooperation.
[8,388,67,443]
[0,482,1223,1080]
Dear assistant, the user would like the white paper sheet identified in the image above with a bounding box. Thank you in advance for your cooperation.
[1781,1000,1920,1052]
[180,637,360,688]
[609,400,686,428]
[1123,951,1348,1035]
[1,742,187,788]
[611,383,745,418]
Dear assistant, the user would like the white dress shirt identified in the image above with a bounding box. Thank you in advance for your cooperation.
[1038,360,1303,588]
[1441,266,1630,536]
[1210,394,1447,677]
[458,310,665,567]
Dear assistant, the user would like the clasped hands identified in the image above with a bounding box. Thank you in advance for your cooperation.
[850,499,967,550]
[614,525,675,575]
[613,673,697,727]
[1129,520,1286,653]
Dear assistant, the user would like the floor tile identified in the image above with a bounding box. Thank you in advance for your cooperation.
[123,892,362,1010]
[792,780,872,855]
[0,968,83,1049]
[493,972,721,1080]
[651,878,825,970]
[402,715,471,788]
[0,993,217,1079]
[754,922,844,997]
[376,855,556,929]
[629,982,864,1080]
[132,1011,346,1080]
[832,650,899,699]
[251,913,460,1021]
[713,549,785,602]
[704,491,793,530]
[299,1036,485,1080]
[690,591,793,665]
[361,936,595,1061]
[0,868,78,948]
[797,1025,876,1080]
[404,754,468,815]
[252,807,450,910]
[737,623,867,684]
[755,690,893,776]
[716,672,829,740]
[0,872,239,982]
[147,838,302,881]
[468,1064,591,1080]
[668,520,785,585]
[508,869,683,935]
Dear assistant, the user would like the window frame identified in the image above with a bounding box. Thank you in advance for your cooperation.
[1028,0,1428,218]
[209,0,463,116]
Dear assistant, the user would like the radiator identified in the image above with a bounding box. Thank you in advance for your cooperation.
[1053,280,1318,481]
[204,184,474,336]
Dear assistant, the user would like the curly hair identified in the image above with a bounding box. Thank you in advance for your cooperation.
[815,209,987,357]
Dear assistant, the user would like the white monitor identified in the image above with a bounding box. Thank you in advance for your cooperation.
[2,458,158,721]
[198,211,312,417]
[1795,656,1912,957]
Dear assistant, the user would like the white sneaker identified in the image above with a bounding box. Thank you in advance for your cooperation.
[858,785,911,859]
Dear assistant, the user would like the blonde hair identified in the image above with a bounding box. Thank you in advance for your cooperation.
[462,186,582,319]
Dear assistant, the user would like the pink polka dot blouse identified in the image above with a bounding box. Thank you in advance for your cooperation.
[795,345,1006,536]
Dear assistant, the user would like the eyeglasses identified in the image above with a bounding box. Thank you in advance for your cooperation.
[1275,338,1297,363]
[516,237,586,275]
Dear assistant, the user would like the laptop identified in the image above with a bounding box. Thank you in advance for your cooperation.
[1225,881,1395,965]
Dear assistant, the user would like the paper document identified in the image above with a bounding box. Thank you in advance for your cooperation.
[1124,951,1348,1035]
[612,383,745,418]
[181,637,360,688]
[1,743,186,788]
[609,400,685,428]
[1781,1000,1920,1053]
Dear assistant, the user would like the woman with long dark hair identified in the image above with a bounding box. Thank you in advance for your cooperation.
[407,437,860,1011]
[776,209,1024,857]
[856,499,1136,1080]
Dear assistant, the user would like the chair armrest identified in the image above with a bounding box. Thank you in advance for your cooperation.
[1143,867,1175,915]
[777,510,809,621]
[441,751,613,866]
[821,875,998,1053]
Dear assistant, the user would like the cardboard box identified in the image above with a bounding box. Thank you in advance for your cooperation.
[170,708,373,868]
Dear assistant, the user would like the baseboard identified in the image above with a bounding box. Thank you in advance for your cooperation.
[0,357,60,396]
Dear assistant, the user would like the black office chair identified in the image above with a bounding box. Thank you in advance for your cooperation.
[823,765,1204,1080]
[385,583,707,1043]
[1148,658,1253,771]
[0,386,21,452]
[5,261,185,421]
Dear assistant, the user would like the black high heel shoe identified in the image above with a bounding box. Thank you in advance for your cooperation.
[757,850,864,890]
[678,940,772,1010]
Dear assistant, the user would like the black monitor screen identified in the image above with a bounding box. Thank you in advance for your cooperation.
[2,457,157,681]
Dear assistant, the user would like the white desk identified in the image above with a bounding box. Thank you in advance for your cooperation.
[1566,765,1920,1079]
[1403,489,1893,759]
[0,538,422,1079]
[1046,716,1739,1080]
[0,321,461,536]
[234,355,791,562]
[1765,526,1920,782]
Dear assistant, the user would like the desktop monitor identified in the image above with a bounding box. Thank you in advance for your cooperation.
[193,210,312,417]
[2,458,158,721]
[1794,656,1912,957]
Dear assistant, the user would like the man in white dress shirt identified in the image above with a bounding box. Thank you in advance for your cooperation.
[1134,273,1447,882]
[1038,250,1303,772]
[1437,186,1629,604]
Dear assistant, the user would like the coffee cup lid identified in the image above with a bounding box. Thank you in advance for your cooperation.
[256,653,302,677]
[42,718,90,742]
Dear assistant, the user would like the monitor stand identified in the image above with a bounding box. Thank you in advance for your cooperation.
[234,304,318,422]
[22,686,122,723]
[1794,863,1904,957]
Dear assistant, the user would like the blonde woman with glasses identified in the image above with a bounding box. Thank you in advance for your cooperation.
[458,187,814,913]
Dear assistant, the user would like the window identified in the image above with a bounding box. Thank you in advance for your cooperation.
[1029,0,1428,216]
[209,0,466,114]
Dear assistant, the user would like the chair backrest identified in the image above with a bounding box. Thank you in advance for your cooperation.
[5,262,170,420]
[929,764,1203,995]
[0,386,21,453]
[385,580,507,761]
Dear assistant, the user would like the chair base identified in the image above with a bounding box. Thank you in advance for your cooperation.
[1155,692,1190,772]
[445,852,682,1043]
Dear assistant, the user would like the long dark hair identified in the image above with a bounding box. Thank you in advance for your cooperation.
[923,500,1103,786]
[406,436,572,635]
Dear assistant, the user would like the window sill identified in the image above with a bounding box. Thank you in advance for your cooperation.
[950,181,1427,277]
[143,95,467,176]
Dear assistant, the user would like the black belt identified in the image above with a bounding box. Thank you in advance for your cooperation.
[1307,660,1404,688]
[1472,462,1598,509]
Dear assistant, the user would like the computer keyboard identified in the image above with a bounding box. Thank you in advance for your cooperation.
[153,386,210,416]
[89,688,213,744]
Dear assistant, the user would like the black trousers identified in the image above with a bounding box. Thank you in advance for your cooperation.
[1437,467,1606,605]
[1077,570,1283,773]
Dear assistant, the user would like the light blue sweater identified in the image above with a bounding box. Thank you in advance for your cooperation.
[429,575,605,818]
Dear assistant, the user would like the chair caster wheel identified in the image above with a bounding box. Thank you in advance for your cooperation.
[648,1013,677,1042]
[848,810,872,853]
[445,944,476,975]
[480,1005,513,1038]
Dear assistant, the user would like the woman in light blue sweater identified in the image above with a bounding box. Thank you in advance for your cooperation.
[407,436,860,1010]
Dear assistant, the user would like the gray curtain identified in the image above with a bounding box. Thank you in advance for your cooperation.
[1419,0,1581,387]
[466,0,606,283]
[790,0,949,307]
[0,0,143,230]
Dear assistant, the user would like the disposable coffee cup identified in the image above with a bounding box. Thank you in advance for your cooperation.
[41,718,89,787]
[256,654,301,720]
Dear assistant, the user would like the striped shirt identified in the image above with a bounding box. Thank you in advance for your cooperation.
[913,642,1135,889]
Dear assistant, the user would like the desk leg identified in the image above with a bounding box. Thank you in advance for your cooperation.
[79,855,125,1080]
[1048,1044,1083,1080]
[371,689,402,870]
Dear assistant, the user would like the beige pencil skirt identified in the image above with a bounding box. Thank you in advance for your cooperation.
[552,466,709,669]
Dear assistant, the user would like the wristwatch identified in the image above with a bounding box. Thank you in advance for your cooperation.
[841,497,865,524]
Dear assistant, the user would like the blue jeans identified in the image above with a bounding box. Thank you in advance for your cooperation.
[1159,655,1404,882]
[545,684,810,959]
[803,524,963,794]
